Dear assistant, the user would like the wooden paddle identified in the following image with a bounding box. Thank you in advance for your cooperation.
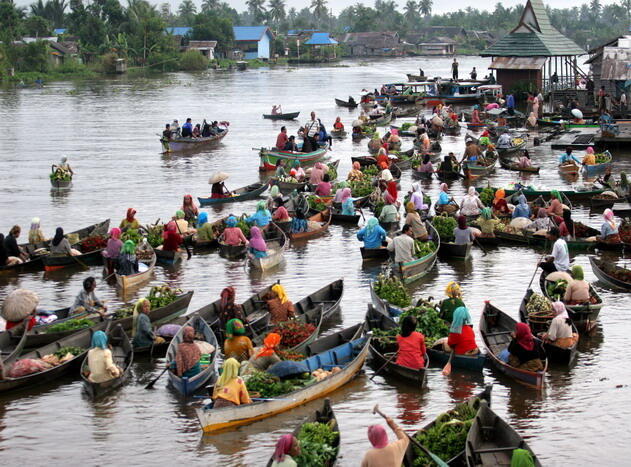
[473,237,488,255]
[372,405,449,467]
[145,366,169,389]
[528,253,548,289]
[369,352,398,381]
[442,351,455,376]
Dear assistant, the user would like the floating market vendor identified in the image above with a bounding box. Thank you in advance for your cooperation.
[132,298,165,348]
[434,306,479,355]
[542,302,578,349]
[170,326,201,378]
[212,358,252,408]
[387,224,415,263]
[223,319,254,362]
[247,201,272,228]
[181,195,199,224]
[265,284,295,324]
[396,315,426,370]
[116,240,138,276]
[120,208,140,231]
[50,227,82,257]
[271,434,301,467]
[538,227,570,274]
[220,216,248,246]
[361,418,409,467]
[87,331,121,383]
[500,322,545,371]
[248,226,268,258]
[70,277,106,318]
[357,218,387,249]
[28,218,46,244]
[439,282,465,323]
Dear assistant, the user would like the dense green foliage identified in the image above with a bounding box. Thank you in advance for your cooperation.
[374,274,412,308]
[295,421,339,467]
[45,318,95,334]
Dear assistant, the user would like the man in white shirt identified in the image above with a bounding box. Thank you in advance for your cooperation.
[496,132,512,149]
[387,224,415,264]
[539,227,570,273]
[620,93,627,118]
[303,111,320,152]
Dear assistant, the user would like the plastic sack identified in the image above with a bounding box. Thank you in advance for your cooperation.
[156,324,181,337]
[194,340,215,354]
[8,359,51,378]
[267,360,309,379]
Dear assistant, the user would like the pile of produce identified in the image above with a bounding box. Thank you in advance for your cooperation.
[114,284,183,319]
[619,222,631,243]
[595,153,610,164]
[7,346,85,377]
[374,302,449,347]
[50,170,71,182]
[478,187,495,206]
[144,224,164,247]
[374,274,412,308]
[311,366,341,381]
[236,215,251,237]
[308,195,329,212]
[136,247,154,261]
[362,164,379,177]
[432,215,457,242]
[512,137,524,146]
[121,228,143,244]
[327,165,337,181]
[525,293,554,319]
[400,122,412,131]
[412,398,481,465]
[45,318,95,334]
[414,240,436,258]
[276,349,305,361]
[273,320,317,349]
[295,420,339,467]
[601,261,631,282]
[80,235,107,253]
[573,222,592,238]
[245,369,314,398]
[373,200,385,218]
[546,279,568,301]
[278,175,300,183]
[349,178,373,197]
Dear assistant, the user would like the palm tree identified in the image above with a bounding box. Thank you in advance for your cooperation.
[268,0,285,26]
[178,0,196,18]
[201,0,220,12]
[418,0,432,17]
[246,0,267,23]
[404,0,418,24]
[310,0,328,27]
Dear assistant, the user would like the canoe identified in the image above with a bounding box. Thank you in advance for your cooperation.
[407,73,425,81]
[443,125,461,136]
[403,386,493,466]
[463,154,497,179]
[330,128,347,138]
[166,314,218,396]
[263,111,300,120]
[480,302,547,389]
[398,222,440,284]
[116,244,157,293]
[369,281,405,319]
[475,187,605,202]
[518,289,578,366]
[265,398,340,467]
[42,248,104,272]
[335,98,358,108]
[426,346,487,373]
[161,128,229,153]
[439,241,472,260]
[365,305,428,387]
[259,147,328,171]
[254,303,324,355]
[198,182,269,206]
[465,400,542,467]
[80,323,133,399]
[248,222,288,271]
[290,210,331,242]
[195,323,370,433]
[218,241,247,260]
[272,159,340,194]
[589,194,622,209]
[582,150,613,175]
[360,246,389,262]
[558,161,580,176]
[589,255,631,291]
[0,321,109,394]
[499,158,541,173]
[539,272,602,333]
[50,178,72,189]
[496,141,526,157]
[371,112,393,127]
[155,247,188,265]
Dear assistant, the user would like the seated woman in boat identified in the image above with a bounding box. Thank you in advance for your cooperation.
[50,227,81,256]
[212,358,252,408]
[275,126,289,151]
[388,129,400,145]
[378,199,400,225]
[528,209,553,233]
[361,418,409,467]
[266,284,295,324]
[476,208,500,238]
[70,277,107,318]
[314,173,332,197]
[291,160,306,181]
[357,218,387,249]
[352,125,364,139]
[435,307,479,355]
[28,218,46,244]
[192,124,201,138]
[339,188,355,216]
[272,200,292,223]
[492,189,511,216]
[511,194,531,219]
[454,216,475,246]
[86,331,121,383]
[195,213,215,243]
[271,434,301,467]
[439,153,458,174]
[409,183,428,211]
[546,191,565,219]
[161,222,183,252]
[220,216,248,246]
[120,208,140,231]
[248,226,268,258]
[0,234,23,267]
[460,187,484,217]
[52,155,74,178]
[284,135,299,152]
[599,208,620,243]
[542,302,578,349]
[309,162,326,185]
[102,227,122,264]
[169,326,202,378]
[359,110,370,123]
[564,265,591,304]
[117,240,139,276]
[174,210,195,235]
[248,332,282,373]
[384,181,398,206]
[272,104,282,115]
[405,202,428,240]
[218,286,245,325]
[275,159,288,178]
[376,148,390,169]
[558,209,575,240]
[396,315,426,369]
[210,180,231,199]
[379,165,394,183]
[247,201,272,228]
[1,288,39,333]
[266,185,282,211]
[201,120,211,137]
[439,282,466,323]
[416,154,434,174]
[518,150,532,168]
[333,117,344,130]
[501,322,545,371]
[182,195,199,224]
[223,319,254,362]
[437,183,457,213]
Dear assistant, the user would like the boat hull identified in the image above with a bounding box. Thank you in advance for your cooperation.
[197,182,268,206]
[161,129,228,153]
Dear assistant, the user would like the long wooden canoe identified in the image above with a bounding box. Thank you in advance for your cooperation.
[43,248,105,272]
[248,222,288,271]
[259,147,328,172]
[262,111,300,120]
[589,255,631,291]
[50,178,72,190]
[218,241,247,260]
[499,158,541,173]
[80,323,133,399]
[335,98,358,108]
[558,161,581,176]
[197,181,269,206]
[439,241,472,260]
[290,209,331,242]
[0,318,29,368]
[195,324,370,433]
[463,154,497,179]
[496,140,526,157]
[360,246,390,262]
[369,281,404,318]
[166,314,218,396]
[398,222,440,284]
[161,129,229,153]
[480,302,547,389]
[116,244,157,293]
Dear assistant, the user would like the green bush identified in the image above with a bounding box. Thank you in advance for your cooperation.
[96,53,118,74]
[178,50,208,71]
[147,52,180,72]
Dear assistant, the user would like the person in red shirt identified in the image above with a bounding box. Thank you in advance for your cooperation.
[333,117,344,130]
[446,306,479,355]
[275,126,288,151]
[395,315,426,369]
[161,222,182,252]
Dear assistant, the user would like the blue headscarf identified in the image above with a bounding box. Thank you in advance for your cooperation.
[91,330,108,349]
[226,216,237,228]
[197,212,208,228]
[450,307,472,334]
[366,217,379,234]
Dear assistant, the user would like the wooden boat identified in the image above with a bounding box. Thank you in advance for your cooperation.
[466,401,542,467]
[272,159,340,194]
[161,128,229,153]
[155,247,188,265]
[259,147,328,172]
[443,125,461,136]
[218,241,247,260]
[439,241,472,260]
[589,255,631,291]
[255,304,324,355]
[436,167,462,180]
[582,150,613,175]
[166,315,218,396]
[475,187,605,202]
[406,73,425,81]
[262,111,300,120]
[398,222,439,284]
[480,302,547,389]
[499,158,541,173]
[426,346,487,373]
[370,112,393,126]
[0,322,109,394]
[195,324,369,433]
[43,248,104,272]
[369,281,404,318]
[197,182,269,206]
[496,140,526,157]
[589,194,622,209]
[558,161,581,176]
[403,386,493,466]
[518,289,578,366]
[265,398,340,467]
[80,323,133,399]
[463,154,497,179]
[0,318,29,367]
[290,209,331,242]
[539,272,602,333]
[247,222,288,271]
[360,246,390,262]
[335,98,358,108]
[50,178,72,189]
[330,128,347,138]
[115,244,156,292]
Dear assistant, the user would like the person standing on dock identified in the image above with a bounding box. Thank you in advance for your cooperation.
[451,58,459,81]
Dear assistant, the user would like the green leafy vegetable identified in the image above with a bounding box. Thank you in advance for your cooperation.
[45,318,95,334]
[295,421,339,467]
[432,215,457,242]
[374,274,412,308]
[53,346,85,359]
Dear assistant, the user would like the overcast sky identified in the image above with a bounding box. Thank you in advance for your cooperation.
[14,0,623,15]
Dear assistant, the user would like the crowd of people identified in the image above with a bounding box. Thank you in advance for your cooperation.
[162,118,226,140]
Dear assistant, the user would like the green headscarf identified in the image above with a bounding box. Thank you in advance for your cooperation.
[216,358,241,389]
[270,185,280,197]
[481,207,492,220]
[176,210,185,219]
[122,240,136,254]
[292,160,301,168]
[550,190,561,202]
[226,318,246,337]
[365,217,379,234]
[571,264,584,280]
[256,200,267,212]
[511,449,535,467]
[450,306,472,334]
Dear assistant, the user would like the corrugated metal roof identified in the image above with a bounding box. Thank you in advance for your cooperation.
[233,26,272,42]
[601,47,631,81]
[489,56,547,70]
[305,33,338,45]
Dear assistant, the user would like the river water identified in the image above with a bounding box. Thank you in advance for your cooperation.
[1,56,629,465]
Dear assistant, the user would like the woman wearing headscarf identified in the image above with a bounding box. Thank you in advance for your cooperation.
[546,191,565,218]
[116,240,138,275]
[384,181,398,205]
[249,332,282,372]
[439,307,479,355]
[476,207,500,237]
[70,277,106,318]
[272,200,291,222]
[170,326,201,378]
[266,185,282,211]
[333,116,344,130]
[291,160,306,181]
[542,302,578,349]
[460,186,485,217]
[504,322,544,371]
[162,222,183,251]
[181,195,199,225]
[453,216,475,245]
[599,208,620,243]
[309,162,326,185]
[439,282,465,323]
[120,208,140,231]
[478,129,491,147]
[132,298,165,348]
[1,288,39,332]
[195,212,215,243]
[291,208,309,234]
[405,202,428,240]
[396,315,426,369]
[28,218,46,244]
[314,173,332,196]
[357,218,387,249]
[437,183,452,207]
[376,147,390,169]
[266,284,295,324]
[378,199,399,225]
[223,319,254,362]
[248,226,268,258]
[492,188,510,216]
[102,227,123,260]
[511,194,531,219]
[582,146,596,165]
[339,188,355,216]
[559,209,575,240]
[529,208,553,233]
[347,161,364,181]
[247,201,272,228]
[212,358,252,408]
[409,183,428,211]
[379,167,394,183]
[416,154,434,174]
[174,210,193,235]
[271,434,300,467]
[50,227,81,256]
[360,418,409,467]
[87,331,121,383]
[518,150,532,169]
[220,216,248,246]
[564,265,590,304]
[219,286,244,325]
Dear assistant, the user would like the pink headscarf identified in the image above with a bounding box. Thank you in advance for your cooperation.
[440,183,448,192]
[109,227,121,240]
[272,434,295,462]
[340,188,352,203]
[552,301,569,319]
[368,425,389,449]
[249,226,267,252]
[604,208,616,229]
[586,146,594,154]
[391,128,399,136]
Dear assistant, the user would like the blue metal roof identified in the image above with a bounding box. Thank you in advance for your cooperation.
[165,27,192,36]
[53,28,66,35]
[305,32,338,45]
[287,29,320,35]
[233,26,271,42]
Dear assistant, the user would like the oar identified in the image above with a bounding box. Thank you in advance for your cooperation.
[145,366,169,389]
[473,237,488,255]
[442,351,455,376]
[528,253,547,289]
[372,405,449,467]
[370,352,398,380]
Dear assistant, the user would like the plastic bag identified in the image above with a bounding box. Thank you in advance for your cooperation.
[8,359,52,378]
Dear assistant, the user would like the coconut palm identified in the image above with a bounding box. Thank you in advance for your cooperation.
[268,0,286,26]
[246,0,267,23]
[201,0,220,12]
[310,0,328,27]
[404,0,418,25]
[418,0,432,17]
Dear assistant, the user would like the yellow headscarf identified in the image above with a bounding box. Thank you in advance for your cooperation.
[445,282,461,299]
[131,298,150,337]
[216,358,240,389]
[271,284,289,304]
[406,201,416,214]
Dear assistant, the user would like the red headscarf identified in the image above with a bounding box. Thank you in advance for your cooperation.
[273,434,296,462]
[126,208,136,222]
[163,221,176,239]
[386,181,397,202]
[515,322,534,351]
